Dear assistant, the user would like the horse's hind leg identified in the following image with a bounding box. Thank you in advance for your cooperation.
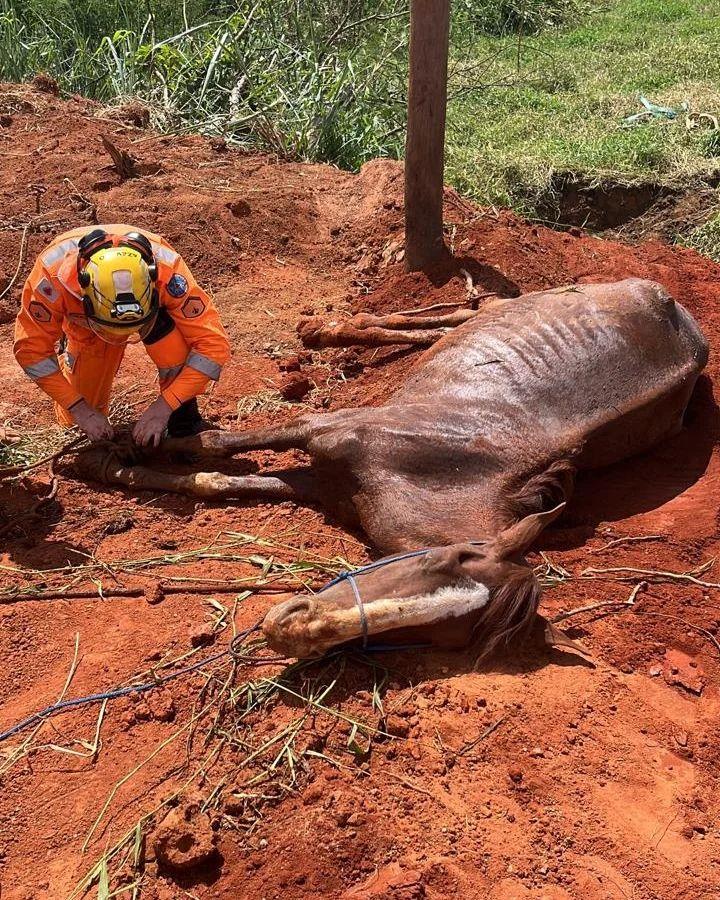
[78,448,315,502]
[349,310,478,330]
[298,319,454,349]
[298,309,479,349]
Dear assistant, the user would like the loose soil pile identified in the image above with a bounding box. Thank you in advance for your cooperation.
[0,83,719,900]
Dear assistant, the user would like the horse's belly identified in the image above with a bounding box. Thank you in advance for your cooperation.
[574,371,698,469]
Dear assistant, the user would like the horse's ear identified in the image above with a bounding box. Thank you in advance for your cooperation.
[541,617,594,661]
[492,502,566,558]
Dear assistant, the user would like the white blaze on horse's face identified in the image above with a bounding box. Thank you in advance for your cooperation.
[262,504,567,660]
[261,544,494,658]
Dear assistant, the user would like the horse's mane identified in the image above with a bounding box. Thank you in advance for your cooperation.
[506,457,576,520]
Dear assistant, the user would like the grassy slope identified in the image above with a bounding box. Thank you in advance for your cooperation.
[446,0,720,217]
[3,0,720,253]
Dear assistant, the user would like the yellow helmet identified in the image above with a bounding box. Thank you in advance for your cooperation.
[79,246,158,344]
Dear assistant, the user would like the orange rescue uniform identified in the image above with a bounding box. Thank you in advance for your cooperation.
[13,224,230,425]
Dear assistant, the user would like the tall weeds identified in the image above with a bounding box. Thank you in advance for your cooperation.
[0,0,410,168]
[0,0,589,169]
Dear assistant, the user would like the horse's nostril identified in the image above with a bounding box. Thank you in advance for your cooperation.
[282,597,312,621]
[262,596,317,655]
[263,596,313,631]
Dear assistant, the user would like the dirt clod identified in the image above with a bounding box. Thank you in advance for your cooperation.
[147,690,176,723]
[101,100,151,127]
[278,355,302,372]
[279,372,312,401]
[153,798,219,874]
[189,623,216,648]
[662,649,706,694]
[385,715,411,738]
[145,584,165,605]
[103,514,135,535]
[31,73,60,95]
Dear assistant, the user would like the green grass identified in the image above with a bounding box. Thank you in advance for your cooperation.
[683,205,720,260]
[0,0,719,239]
[446,0,720,212]
[0,0,410,170]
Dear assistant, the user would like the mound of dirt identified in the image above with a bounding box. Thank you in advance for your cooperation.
[1,83,720,900]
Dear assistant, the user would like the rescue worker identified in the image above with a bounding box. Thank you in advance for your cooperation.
[13,225,230,446]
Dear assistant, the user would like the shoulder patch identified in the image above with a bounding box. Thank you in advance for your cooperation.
[181,296,205,319]
[29,301,52,323]
[166,274,189,298]
[35,277,60,303]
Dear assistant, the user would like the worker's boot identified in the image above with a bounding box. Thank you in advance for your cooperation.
[167,398,208,437]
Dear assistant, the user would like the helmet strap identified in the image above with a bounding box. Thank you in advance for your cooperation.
[81,292,95,320]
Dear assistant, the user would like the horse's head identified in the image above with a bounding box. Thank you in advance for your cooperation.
[262,504,565,660]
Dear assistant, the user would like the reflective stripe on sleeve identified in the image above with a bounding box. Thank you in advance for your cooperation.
[151,243,179,266]
[41,246,65,267]
[157,363,184,381]
[41,238,78,268]
[186,351,222,380]
[23,356,61,380]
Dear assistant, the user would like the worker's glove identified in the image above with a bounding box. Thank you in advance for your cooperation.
[133,397,173,448]
[69,399,114,442]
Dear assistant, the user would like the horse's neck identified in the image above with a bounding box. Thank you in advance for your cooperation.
[351,464,512,553]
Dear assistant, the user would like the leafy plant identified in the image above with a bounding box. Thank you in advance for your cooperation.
[0,0,410,169]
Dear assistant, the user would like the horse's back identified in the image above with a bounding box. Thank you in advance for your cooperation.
[392,278,708,467]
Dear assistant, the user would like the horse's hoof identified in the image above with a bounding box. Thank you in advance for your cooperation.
[76,447,115,484]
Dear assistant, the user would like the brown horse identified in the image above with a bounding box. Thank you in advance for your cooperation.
[82,278,708,659]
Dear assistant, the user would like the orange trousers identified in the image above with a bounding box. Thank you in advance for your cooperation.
[55,325,191,426]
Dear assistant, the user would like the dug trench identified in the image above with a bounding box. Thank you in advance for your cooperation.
[532,169,720,244]
[0,82,719,900]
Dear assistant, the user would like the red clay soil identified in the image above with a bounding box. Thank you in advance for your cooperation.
[1,83,719,900]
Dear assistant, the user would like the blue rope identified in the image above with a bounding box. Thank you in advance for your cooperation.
[347,574,369,649]
[321,540,487,590]
[0,623,261,744]
[1,542,487,744]
[320,548,433,590]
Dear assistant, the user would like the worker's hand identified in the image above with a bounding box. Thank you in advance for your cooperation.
[133,397,173,448]
[69,399,114,442]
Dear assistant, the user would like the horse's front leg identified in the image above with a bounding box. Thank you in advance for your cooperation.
[76,447,316,502]
[157,418,314,460]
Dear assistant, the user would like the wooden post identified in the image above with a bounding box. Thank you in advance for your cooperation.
[404,0,451,272]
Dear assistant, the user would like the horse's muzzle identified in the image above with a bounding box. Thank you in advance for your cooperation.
[262,596,317,655]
